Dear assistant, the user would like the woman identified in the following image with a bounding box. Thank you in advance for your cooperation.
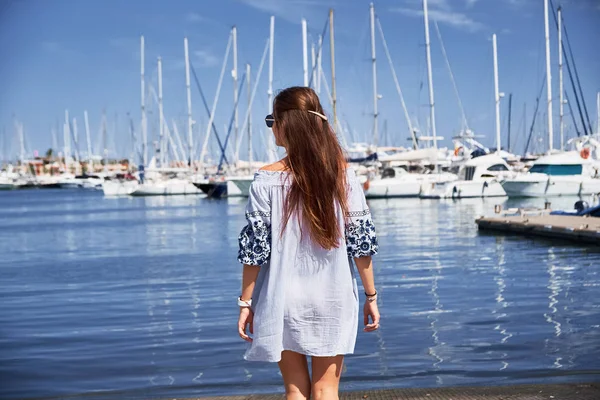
[237,87,379,400]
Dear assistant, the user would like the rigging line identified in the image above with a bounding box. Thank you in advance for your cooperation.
[190,62,229,165]
[564,90,581,137]
[525,73,547,154]
[549,0,590,136]
[235,38,270,160]
[348,14,370,104]
[376,16,416,149]
[218,72,247,172]
[307,15,330,89]
[433,20,469,132]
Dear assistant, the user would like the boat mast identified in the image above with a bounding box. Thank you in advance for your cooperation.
[64,110,71,171]
[329,9,338,135]
[557,6,564,150]
[311,42,317,89]
[247,63,253,167]
[597,92,600,135]
[72,117,80,165]
[317,35,323,94]
[140,36,147,167]
[268,17,275,110]
[376,17,417,150]
[102,110,108,175]
[157,56,165,167]
[232,26,239,162]
[302,18,309,86]
[84,111,92,173]
[423,0,438,165]
[71,117,80,163]
[199,31,233,169]
[370,3,379,147]
[544,0,554,152]
[493,34,502,155]
[507,93,513,153]
[184,37,194,166]
[267,16,276,162]
[17,120,25,167]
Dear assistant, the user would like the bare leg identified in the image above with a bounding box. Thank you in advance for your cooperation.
[278,350,311,400]
[311,355,344,400]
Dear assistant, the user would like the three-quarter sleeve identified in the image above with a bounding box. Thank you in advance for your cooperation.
[237,182,272,266]
[345,174,379,258]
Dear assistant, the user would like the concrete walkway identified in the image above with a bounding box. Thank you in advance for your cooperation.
[184,382,599,400]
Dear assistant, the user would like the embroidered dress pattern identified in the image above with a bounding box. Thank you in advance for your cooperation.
[345,213,379,258]
[238,220,272,266]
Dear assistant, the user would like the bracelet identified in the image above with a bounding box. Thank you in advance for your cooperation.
[365,291,377,302]
[237,297,252,307]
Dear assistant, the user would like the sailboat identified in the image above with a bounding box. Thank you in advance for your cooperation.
[500,1,600,197]
[421,34,510,199]
[363,0,458,199]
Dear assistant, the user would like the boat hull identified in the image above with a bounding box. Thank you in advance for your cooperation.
[365,179,422,198]
[102,181,139,196]
[193,182,228,198]
[501,175,600,197]
[228,177,253,197]
[131,181,201,196]
[421,179,507,199]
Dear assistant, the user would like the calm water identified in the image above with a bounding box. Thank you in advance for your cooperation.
[0,190,599,399]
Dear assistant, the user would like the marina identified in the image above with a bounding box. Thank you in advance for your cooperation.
[1,0,600,398]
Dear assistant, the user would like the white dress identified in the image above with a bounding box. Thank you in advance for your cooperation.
[237,168,378,362]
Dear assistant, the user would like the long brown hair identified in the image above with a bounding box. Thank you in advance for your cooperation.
[274,86,348,250]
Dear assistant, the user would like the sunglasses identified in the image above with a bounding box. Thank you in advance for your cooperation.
[265,114,275,128]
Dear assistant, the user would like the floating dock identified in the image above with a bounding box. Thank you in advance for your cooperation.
[476,212,600,244]
[187,382,599,400]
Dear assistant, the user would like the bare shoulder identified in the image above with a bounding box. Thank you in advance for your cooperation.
[259,160,289,172]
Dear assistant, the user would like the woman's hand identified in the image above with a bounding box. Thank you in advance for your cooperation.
[238,307,254,342]
[363,300,380,332]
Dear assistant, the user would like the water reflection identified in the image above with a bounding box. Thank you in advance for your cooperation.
[493,237,511,371]
[1,191,600,398]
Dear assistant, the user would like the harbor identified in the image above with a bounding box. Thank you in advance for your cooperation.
[1,0,600,399]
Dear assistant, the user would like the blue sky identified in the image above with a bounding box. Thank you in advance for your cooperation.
[1,0,599,163]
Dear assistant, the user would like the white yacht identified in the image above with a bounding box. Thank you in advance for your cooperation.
[0,176,15,190]
[130,177,201,196]
[227,175,254,197]
[102,179,139,196]
[500,151,600,197]
[364,166,457,199]
[421,154,510,199]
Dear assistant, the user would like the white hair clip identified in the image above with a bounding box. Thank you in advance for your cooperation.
[308,110,328,121]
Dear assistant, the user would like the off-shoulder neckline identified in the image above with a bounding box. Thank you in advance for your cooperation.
[253,168,355,184]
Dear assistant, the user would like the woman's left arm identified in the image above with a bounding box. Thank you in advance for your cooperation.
[241,264,260,302]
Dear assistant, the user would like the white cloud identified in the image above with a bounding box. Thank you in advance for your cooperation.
[186,12,206,23]
[193,50,220,68]
[391,7,485,32]
[238,0,333,24]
